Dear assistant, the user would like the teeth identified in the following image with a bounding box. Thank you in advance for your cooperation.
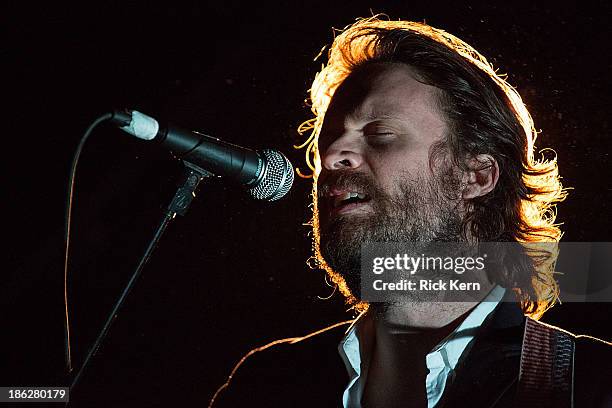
[333,191,367,207]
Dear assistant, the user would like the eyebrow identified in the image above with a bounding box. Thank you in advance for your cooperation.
[347,107,403,122]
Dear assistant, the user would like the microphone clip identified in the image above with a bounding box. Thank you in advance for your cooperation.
[167,161,213,217]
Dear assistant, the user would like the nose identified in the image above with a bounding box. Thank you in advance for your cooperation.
[320,134,364,171]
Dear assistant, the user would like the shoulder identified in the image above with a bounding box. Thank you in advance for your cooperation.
[211,320,351,408]
[574,333,612,407]
[519,317,612,408]
[444,302,612,408]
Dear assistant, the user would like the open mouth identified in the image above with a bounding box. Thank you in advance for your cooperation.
[331,191,371,213]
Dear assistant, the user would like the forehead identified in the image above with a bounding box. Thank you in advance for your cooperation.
[324,63,442,123]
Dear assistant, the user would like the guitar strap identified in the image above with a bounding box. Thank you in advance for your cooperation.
[515,317,575,408]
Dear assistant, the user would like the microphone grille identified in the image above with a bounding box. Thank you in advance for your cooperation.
[248,149,294,201]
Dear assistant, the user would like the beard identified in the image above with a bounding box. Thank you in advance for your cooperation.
[316,168,464,301]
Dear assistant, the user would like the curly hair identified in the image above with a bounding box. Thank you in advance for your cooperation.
[298,17,567,319]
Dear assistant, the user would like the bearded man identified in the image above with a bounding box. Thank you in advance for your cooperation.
[306,18,611,408]
[213,17,611,408]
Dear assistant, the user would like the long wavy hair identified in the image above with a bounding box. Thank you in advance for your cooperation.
[297,17,567,319]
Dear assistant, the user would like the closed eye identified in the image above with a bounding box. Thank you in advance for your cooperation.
[365,132,396,146]
[363,120,401,142]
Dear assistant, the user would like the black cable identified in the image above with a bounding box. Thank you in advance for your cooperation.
[63,113,112,379]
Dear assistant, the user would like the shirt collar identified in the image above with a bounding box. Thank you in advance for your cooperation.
[338,285,507,408]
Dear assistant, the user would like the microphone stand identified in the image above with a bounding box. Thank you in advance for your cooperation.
[68,161,213,396]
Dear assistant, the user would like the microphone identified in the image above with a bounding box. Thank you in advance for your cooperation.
[111,109,294,201]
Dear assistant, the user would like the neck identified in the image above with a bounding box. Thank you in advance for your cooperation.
[371,302,472,358]
[361,305,472,408]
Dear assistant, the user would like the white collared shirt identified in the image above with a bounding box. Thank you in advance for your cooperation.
[338,286,506,408]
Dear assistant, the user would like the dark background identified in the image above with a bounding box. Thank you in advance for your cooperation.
[4,1,612,406]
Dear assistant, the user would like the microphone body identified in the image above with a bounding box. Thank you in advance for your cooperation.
[111,110,294,201]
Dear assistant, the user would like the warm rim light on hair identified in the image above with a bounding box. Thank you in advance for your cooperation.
[297,16,567,319]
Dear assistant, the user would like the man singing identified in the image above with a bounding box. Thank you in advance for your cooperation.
[303,17,611,408]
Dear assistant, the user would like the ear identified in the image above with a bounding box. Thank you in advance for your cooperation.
[461,154,499,199]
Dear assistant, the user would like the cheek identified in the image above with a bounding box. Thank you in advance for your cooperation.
[366,147,431,190]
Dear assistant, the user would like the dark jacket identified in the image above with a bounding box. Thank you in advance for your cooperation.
[439,301,612,408]
[214,303,611,407]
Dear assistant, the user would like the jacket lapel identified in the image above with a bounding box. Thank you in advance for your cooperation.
[439,301,525,408]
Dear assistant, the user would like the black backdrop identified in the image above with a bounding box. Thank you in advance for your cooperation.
[4,1,612,406]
